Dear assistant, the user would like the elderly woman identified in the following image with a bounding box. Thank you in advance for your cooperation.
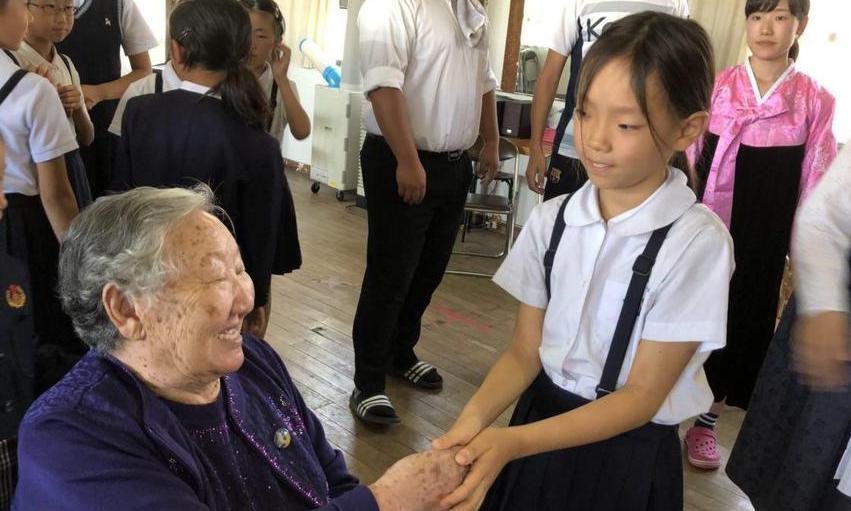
[12,186,463,511]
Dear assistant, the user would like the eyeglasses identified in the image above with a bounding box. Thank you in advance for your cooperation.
[26,2,79,16]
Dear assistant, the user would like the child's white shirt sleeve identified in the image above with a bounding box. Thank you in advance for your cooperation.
[641,220,734,352]
[109,75,152,136]
[492,204,550,310]
[548,0,580,57]
[119,0,158,57]
[26,77,79,163]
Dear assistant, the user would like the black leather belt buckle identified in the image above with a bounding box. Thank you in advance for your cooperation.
[447,150,464,162]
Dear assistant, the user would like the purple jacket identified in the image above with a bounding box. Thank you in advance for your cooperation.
[13,335,378,511]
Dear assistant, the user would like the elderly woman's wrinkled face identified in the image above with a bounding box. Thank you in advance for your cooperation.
[140,211,254,382]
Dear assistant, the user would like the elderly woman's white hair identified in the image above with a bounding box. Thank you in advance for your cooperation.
[58,185,226,354]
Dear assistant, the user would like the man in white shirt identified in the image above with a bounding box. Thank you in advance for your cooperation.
[525,0,689,200]
[350,0,500,425]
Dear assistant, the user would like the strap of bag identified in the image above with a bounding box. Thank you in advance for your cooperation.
[0,69,28,107]
[595,223,674,398]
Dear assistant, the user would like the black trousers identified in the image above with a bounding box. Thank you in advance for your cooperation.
[352,135,472,394]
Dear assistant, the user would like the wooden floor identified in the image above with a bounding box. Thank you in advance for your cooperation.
[264,170,755,510]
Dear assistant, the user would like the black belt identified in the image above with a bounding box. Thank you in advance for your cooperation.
[5,193,41,208]
[365,133,467,162]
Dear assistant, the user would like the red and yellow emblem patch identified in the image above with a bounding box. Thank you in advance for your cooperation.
[5,284,26,309]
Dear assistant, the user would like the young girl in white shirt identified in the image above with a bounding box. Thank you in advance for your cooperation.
[240,0,310,143]
[12,0,94,207]
[434,12,734,511]
[0,0,83,394]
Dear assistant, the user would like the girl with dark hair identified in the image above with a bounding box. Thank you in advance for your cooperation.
[434,12,733,511]
[685,0,837,471]
[241,0,311,143]
[112,0,302,338]
[1,0,82,504]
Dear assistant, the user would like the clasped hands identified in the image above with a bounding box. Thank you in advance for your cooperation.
[370,416,518,511]
[27,63,88,116]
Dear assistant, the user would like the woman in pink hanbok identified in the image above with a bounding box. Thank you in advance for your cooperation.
[684,0,837,470]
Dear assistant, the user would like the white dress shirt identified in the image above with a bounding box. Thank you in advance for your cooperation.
[109,61,182,136]
[493,169,734,425]
[358,0,498,152]
[0,52,78,196]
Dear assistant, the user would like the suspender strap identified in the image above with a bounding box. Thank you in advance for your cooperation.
[267,80,278,132]
[544,194,573,301]
[3,49,20,67]
[153,69,163,94]
[596,222,674,398]
[0,69,28,106]
[58,53,72,75]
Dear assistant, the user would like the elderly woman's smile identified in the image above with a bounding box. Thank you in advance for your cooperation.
[116,209,256,404]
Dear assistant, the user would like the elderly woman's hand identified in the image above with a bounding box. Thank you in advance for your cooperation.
[368,449,467,511]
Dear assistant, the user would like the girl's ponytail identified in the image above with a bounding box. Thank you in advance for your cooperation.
[214,63,270,131]
[169,0,269,130]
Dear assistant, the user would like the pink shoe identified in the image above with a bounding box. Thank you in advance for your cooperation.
[684,426,721,470]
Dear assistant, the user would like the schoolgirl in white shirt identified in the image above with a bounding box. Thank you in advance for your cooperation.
[12,0,94,207]
[240,0,310,143]
[110,0,311,147]
[0,0,84,395]
[434,12,734,511]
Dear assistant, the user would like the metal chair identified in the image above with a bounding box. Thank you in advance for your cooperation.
[447,137,520,277]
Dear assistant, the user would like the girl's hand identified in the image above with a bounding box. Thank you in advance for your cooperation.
[27,63,54,83]
[432,414,485,451]
[271,42,292,82]
[440,427,519,511]
[794,311,851,390]
[57,84,82,117]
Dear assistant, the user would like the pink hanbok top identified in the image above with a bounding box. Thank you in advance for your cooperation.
[687,59,837,228]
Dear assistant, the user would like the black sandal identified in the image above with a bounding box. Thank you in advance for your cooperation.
[391,361,443,390]
[349,389,401,425]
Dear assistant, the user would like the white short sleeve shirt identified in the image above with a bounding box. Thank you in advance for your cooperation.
[73,0,158,56]
[358,0,498,152]
[493,169,734,425]
[549,0,690,158]
[109,62,182,136]
[0,53,79,196]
